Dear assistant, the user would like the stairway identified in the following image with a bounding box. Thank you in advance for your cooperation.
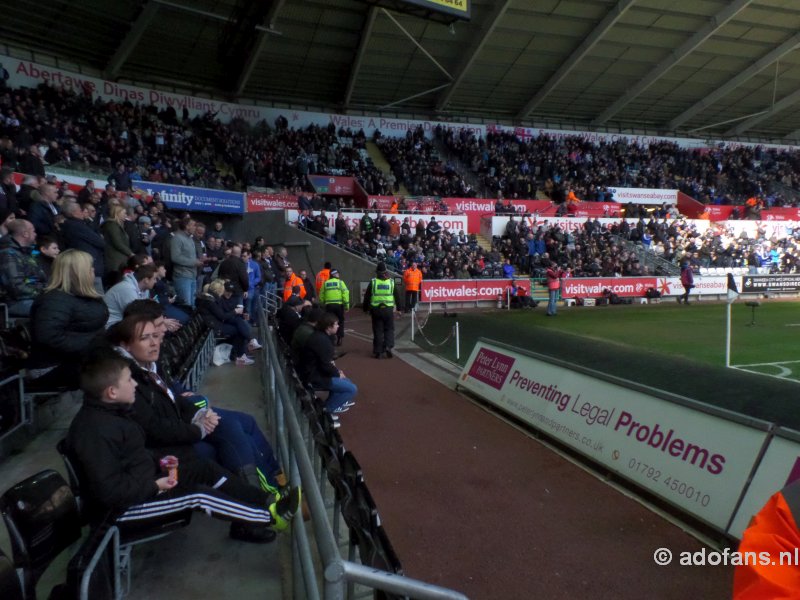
[431,136,483,197]
[474,233,493,252]
[365,141,409,196]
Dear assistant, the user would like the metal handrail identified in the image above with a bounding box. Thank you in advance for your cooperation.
[258,295,468,600]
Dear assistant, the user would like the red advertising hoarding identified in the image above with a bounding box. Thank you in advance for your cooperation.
[560,277,658,298]
[247,192,298,211]
[420,279,530,303]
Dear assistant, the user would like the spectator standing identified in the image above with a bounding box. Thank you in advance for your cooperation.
[102,206,134,275]
[363,262,402,359]
[170,217,201,307]
[0,168,18,215]
[28,183,59,237]
[679,262,694,305]
[545,263,564,317]
[282,266,306,302]
[108,163,132,192]
[61,201,105,292]
[315,262,332,295]
[299,269,316,303]
[244,249,261,322]
[402,262,423,313]
[218,244,249,306]
[28,250,109,389]
[0,219,46,316]
[319,268,349,346]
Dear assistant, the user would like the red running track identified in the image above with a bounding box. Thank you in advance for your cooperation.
[336,312,732,599]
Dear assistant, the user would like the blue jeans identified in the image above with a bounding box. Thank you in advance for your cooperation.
[324,377,358,412]
[173,276,197,307]
[547,289,558,315]
[193,406,282,491]
[164,303,191,324]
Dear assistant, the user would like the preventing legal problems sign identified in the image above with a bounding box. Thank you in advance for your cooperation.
[458,340,771,532]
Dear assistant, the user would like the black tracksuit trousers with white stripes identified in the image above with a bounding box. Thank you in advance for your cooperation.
[117,455,274,526]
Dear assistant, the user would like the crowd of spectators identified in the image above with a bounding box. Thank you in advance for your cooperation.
[0,83,389,194]
[435,127,800,207]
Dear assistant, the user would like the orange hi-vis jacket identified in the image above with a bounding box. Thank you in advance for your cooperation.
[734,479,800,599]
[403,266,423,292]
[283,273,306,301]
[315,268,331,294]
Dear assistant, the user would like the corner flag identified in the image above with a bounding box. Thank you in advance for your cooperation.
[727,273,739,304]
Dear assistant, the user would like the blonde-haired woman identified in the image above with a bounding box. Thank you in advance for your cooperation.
[28,249,109,389]
[102,205,133,274]
[196,279,259,365]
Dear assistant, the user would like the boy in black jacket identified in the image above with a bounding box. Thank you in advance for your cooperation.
[66,353,301,543]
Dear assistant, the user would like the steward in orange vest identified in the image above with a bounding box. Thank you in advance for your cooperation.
[734,479,800,599]
[282,268,306,302]
[402,263,423,313]
[315,262,331,294]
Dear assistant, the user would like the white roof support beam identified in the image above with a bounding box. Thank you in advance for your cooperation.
[234,0,287,96]
[104,1,160,79]
[344,7,378,108]
[515,0,636,121]
[668,33,800,131]
[725,88,800,137]
[435,0,513,112]
[592,0,753,126]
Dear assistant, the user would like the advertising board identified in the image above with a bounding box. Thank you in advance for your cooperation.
[459,340,771,531]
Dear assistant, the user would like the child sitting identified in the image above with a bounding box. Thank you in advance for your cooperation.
[66,352,300,543]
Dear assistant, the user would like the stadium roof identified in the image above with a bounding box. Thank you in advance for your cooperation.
[4,0,800,143]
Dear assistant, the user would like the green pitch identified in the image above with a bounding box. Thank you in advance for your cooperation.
[412,301,800,429]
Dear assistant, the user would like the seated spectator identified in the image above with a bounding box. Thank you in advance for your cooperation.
[104,263,159,327]
[66,352,301,542]
[28,249,109,389]
[290,307,323,364]
[297,312,357,414]
[196,280,260,365]
[109,310,285,496]
[0,219,47,316]
[35,235,60,281]
[276,295,307,345]
[152,262,190,326]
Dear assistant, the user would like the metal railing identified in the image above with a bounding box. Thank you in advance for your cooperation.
[257,295,468,600]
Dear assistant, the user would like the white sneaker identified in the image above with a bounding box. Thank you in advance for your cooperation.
[236,355,255,366]
[248,338,263,350]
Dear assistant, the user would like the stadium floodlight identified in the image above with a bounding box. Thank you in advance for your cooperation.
[354,0,471,24]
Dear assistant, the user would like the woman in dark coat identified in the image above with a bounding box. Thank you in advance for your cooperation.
[196,279,259,365]
[29,249,109,389]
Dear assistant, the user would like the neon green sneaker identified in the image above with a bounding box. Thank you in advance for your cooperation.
[269,486,301,531]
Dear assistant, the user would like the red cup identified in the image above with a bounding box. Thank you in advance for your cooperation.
[159,455,179,483]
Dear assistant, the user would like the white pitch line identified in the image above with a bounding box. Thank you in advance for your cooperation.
[734,360,800,367]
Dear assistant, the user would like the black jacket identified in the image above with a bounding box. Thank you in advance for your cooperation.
[196,292,238,334]
[298,330,339,388]
[30,290,109,368]
[126,360,203,451]
[61,216,106,274]
[66,397,160,513]
[218,256,249,294]
[28,200,57,236]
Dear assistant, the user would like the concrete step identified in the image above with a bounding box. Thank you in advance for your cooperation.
[366,141,410,196]
[474,233,493,252]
